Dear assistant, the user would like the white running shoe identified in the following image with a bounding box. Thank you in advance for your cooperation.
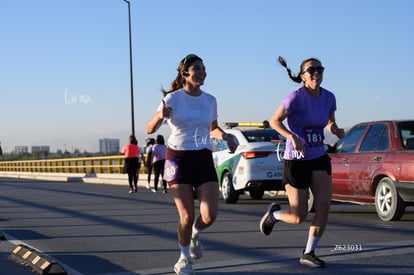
[174,257,194,275]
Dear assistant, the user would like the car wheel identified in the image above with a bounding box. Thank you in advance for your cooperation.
[221,172,239,204]
[249,190,264,200]
[375,177,406,221]
[308,189,315,212]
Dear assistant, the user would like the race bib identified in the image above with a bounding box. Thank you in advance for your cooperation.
[303,128,324,147]
[163,159,180,182]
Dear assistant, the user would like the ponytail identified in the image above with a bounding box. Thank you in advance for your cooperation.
[161,73,184,96]
[278,56,302,83]
[278,56,322,84]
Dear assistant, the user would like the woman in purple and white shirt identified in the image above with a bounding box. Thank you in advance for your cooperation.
[260,56,345,268]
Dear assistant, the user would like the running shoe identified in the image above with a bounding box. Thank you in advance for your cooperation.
[300,250,326,268]
[128,189,134,194]
[190,237,203,259]
[259,203,281,235]
[174,257,194,275]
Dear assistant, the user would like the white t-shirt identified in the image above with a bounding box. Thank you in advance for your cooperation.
[158,89,218,150]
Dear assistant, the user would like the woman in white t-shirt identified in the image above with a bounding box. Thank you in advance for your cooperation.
[146,54,237,275]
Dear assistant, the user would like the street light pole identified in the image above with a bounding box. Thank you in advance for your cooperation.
[123,0,135,135]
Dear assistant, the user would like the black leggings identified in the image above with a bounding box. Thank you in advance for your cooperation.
[147,164,153,183]
[153,160,166,190]
[125,157,138,188]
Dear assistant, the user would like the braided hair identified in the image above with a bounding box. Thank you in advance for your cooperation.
[278,56,321,83]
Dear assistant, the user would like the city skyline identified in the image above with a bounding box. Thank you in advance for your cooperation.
[4,138,124,154]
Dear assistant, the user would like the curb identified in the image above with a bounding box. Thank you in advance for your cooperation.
[11,244,67,275]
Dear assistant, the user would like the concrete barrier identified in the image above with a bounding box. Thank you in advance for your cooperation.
[83,173,148,187]
[0,172,85,182]
[0,171,148,187]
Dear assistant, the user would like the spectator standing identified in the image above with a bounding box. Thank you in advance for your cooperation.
[122,135,140,193]
[152,134,167,193]
[134,139,144,187]
[145,138,155,189]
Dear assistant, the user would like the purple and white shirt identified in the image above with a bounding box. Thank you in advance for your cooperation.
[281,86,336,160]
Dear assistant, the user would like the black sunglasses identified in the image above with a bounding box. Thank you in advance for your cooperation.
[302,66,325,74]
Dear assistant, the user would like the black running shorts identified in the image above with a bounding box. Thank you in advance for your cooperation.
[164,148,218,188]
[283,154,332,189]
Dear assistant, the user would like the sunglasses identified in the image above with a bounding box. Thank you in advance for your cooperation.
[302,66,325,74]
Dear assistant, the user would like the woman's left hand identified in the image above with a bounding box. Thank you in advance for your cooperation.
[334,128,345,139]
[225,134,238,153]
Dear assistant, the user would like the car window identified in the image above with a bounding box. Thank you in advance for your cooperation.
[377,128,389,151]
[359,124,389,152]
[398,121,414,149]
[241,129,285,142]
[336,125,367,153]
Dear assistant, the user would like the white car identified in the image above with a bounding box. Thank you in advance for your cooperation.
[212,121,286,203]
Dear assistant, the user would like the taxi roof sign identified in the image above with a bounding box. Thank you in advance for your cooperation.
[224,120,270,129]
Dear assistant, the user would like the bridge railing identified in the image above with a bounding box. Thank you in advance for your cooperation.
[0,155,128,174]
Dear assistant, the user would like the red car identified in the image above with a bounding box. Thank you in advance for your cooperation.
[328,120,414,221]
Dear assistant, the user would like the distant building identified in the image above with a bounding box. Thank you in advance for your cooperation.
[14,146,29,154]
[99,138,120,154]
[31,146,50,154]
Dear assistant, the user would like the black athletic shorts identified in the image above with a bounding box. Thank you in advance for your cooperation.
[164,148,218,188]
[283,154,332,189]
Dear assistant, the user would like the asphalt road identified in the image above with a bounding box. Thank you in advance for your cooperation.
[0,177,413,275]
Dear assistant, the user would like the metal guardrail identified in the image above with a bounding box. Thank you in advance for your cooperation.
[0,155,127,174]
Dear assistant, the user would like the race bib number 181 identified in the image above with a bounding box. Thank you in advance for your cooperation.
[303,128,324,147]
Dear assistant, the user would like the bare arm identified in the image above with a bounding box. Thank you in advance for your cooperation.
[326,112,345,139]
[269,105,305,154]
[146,112,163,134]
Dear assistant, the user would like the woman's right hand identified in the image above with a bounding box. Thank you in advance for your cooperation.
[146,100,171,134]
[290,134,305,158]
[160,100,172,119]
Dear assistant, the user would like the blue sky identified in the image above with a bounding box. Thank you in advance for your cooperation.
[1,0,413,153]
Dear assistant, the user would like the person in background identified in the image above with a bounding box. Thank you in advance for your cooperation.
[122,134,140,193]
[145,138,155,190]
[133,138,144,188]
[152,134,167,193]
[146,54,237,275]
[259,56,345,268]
